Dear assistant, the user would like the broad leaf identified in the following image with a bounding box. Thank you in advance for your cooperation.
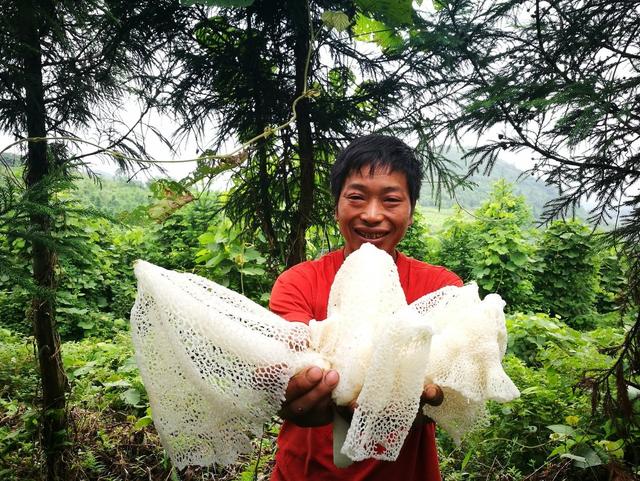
[356,0,413,26]
[181,0,254,6]
[122,388,142,407]
[322,11,351,32]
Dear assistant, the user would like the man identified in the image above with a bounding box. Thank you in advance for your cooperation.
[269,135,463,481]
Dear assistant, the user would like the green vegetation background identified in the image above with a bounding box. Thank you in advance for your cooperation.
[0,167,637,481]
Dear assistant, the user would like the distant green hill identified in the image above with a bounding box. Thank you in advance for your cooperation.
[419,151,580,221]
[0,152,21,167]
[73,174,150,216]
[0,154,149,216]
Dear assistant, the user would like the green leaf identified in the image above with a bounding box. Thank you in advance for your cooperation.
[561,449,602,468]
[77,320,95,330]
[122,388,141,406]
[322,11,351,32]
[433,0,446,10]
[180,0,254,6]
[239,266,265,276]
[72,362,97,377]
[58,307,89,315]
[353,14,404,51]
[356,0,413,26]
[198,232,217,244]
[205,252,227,269]
[118,356,139,373]
[461,447,474,469]
[133,416,153,430]
[547,424,575,435]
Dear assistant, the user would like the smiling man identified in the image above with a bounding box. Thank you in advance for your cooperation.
[269,135,463,481]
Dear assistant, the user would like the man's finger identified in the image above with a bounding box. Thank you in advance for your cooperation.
[285,370,339,413]
[284,366,324,401]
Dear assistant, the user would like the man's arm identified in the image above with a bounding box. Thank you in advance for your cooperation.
[270,268,340,427]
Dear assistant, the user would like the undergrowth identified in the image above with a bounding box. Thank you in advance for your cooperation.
[0,329,279,481]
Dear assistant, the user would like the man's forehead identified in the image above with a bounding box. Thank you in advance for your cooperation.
[350,162,395,177]
[342,166,409,190]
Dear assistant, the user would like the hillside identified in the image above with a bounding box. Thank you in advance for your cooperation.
[73,174,150,216]
[0,152,21,167]
[419,151,580,220]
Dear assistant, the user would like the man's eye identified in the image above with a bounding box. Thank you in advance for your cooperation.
[385,198,401,203]
[347,194,364,201]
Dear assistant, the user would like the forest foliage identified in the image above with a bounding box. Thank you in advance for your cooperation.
[0,175,637,481]
[1,0,639,480]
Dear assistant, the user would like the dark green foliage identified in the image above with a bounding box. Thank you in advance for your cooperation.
[0,329,278,481]
[1,2,193,476]
[534,220,600,328]
[397,209,435,262]
[408,0,640,428]
[195,217,272,304]
[0,172,637,479]
[470,182,538,310]
[595,247,629,315]
[163,1,464,266]
[438,313,637,480]
[436,180,540,311]
[433,209,476,281]
[145,194,221,271]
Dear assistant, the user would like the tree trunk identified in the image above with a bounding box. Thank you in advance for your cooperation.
[286,0,315,268]
[245,14,279,260]
[16,2,68,480]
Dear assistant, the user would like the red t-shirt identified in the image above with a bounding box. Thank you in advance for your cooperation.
[269,249,463,481]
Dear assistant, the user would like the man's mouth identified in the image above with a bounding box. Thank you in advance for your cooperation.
[355,229,387,240]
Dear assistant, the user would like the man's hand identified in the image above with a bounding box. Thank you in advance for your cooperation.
[413,383,444,427]
[278,366,339,427]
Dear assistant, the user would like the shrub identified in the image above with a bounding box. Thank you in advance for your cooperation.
[438,312,636,480]
[397,209,438,262]
[534,220,600,328]
[434,208,477,281]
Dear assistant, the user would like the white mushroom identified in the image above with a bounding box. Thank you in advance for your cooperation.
[130,243,519,469]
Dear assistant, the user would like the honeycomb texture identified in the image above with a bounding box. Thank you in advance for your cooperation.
[130,243,519,468]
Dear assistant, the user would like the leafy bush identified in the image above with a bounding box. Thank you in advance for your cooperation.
[534,220,600,328]
[438,312,637,481]
[144,194,221,271]
[595,245,628,314]
[506,312,581,366]
[470,181,539,310]
[54,216,148,339]
[436,180,540,311]
[0,330,273,481]
[434,208,477,281]
[397,208,439,262]
[195,217,272,304]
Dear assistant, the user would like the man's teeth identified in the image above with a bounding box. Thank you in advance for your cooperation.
[359,231,385,239]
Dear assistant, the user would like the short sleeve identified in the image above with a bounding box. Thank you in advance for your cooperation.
[269,267,315,323]
[434,268,463,289]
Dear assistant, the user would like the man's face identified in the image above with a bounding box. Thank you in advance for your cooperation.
[336,167,413,259]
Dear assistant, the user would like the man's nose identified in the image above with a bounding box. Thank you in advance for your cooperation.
[361,200,384,223]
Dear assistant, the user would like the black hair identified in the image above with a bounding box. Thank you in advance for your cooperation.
[330,134,423,207]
